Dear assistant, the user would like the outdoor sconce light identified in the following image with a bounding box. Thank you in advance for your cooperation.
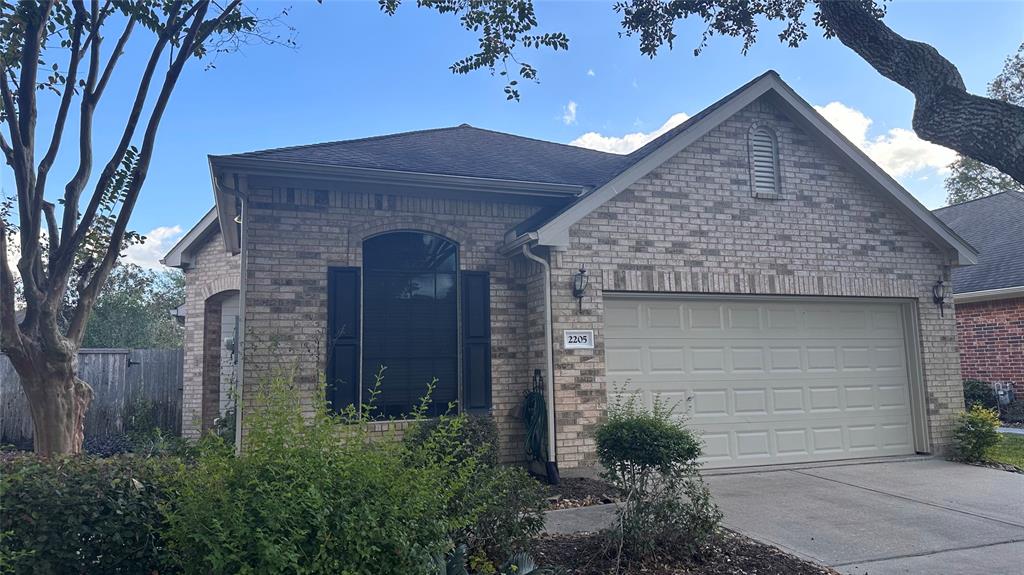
[572,265,589,312]
[932,278,951,317]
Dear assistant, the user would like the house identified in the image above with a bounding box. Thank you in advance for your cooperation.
[163,71,977,473]
[934,192,1024,396]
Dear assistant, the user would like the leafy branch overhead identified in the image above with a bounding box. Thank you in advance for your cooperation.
[379,0,568,100]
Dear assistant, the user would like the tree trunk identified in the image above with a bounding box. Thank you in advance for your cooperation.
[17,358,93,456]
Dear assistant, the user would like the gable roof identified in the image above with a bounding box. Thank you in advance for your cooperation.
[521,71,977,265]
[161,208,220,269]
[933,191,1024,296]
[216,125,631,190]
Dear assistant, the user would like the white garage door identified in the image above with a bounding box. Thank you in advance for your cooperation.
[604,297,917,468]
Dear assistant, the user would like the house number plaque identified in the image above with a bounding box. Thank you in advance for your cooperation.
[563,330,594,349]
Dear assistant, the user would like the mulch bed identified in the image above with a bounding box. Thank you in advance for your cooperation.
[533,530,838,575]
[544,477,622,510]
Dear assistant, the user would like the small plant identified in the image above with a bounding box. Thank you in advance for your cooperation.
[963,379,998,410]
[595,392,721,561]
[953,405,1002,462]
[1001,399,1024,424]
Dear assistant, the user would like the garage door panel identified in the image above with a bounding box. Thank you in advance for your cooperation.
[605,297,916,468]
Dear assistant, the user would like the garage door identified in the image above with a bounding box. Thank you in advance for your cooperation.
[604,297,917,468]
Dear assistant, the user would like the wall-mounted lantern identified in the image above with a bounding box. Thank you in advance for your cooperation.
[572,265,589,312]
[932,279,951,317]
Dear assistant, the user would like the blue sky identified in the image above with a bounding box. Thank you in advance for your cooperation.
[4,0,1022,268]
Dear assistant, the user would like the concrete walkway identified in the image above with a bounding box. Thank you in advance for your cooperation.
[999,427,1024,435]
[705,458,1024,575]
[543,458,1024,575]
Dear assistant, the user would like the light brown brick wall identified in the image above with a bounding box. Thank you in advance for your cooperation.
[545,96,964,468]
[180,229,241,438]
[240,186,545,462]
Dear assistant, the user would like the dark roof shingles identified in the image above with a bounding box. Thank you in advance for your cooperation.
[933,191,1024,293]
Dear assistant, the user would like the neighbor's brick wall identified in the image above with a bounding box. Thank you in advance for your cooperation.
[955,297,1024,394]
[545,96,964,468]
[181,228,241,438]
[240,185,546,463]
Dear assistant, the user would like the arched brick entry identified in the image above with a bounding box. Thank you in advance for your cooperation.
[201,289,240,432]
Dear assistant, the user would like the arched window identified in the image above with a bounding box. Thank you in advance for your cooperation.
[749,126,781,198]
[361,231,458,417]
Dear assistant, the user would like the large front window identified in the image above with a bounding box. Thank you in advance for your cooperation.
[362,232,459,417]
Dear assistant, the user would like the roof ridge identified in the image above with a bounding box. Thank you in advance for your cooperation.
[221,125,469,158]
[934,190,1021,211]
[461,124,625,157]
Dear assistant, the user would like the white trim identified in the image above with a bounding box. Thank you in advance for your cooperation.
[953,285,1024,303]
[160,208,219,269]
[531,72,978,266]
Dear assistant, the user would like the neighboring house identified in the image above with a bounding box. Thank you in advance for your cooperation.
[164,71,977,472]
[934,192,1024,395]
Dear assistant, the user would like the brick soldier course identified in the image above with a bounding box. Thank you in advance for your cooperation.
[167,71,977,470]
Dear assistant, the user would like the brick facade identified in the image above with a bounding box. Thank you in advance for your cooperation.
[182,94,966,468]
[180,228,241,438]
[544,97,963,468]
[955,297,1024,394]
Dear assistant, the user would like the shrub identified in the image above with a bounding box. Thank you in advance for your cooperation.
[953,405,1002,462]
[161,374,483,575]
[963,379,998,410]
[0,454,181,575]
[406,412,500,468]
[595,394,720,561]
[406,413,546,569]
[1001,400,1024,424]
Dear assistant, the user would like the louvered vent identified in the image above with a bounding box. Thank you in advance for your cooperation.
[750,128,779,197]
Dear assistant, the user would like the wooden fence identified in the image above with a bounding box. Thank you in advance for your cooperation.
[0,348,183,449]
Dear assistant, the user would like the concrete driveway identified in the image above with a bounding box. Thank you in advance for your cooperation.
[706,457,1024,575]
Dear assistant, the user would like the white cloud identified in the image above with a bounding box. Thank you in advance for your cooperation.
[570,112,691,155]
[562,100,578,125]
[122,225,183,270]
[814,101,957,178]
[586,69,595,77]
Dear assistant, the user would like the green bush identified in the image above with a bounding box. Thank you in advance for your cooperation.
[963,379,998,410]
[595,394,720,561]
[161,374,484,575]
[0,454,181,575]
[406,413,546,569]
[1002,400,1024,424]
[406,412,500,468]
[953,405,1002,462]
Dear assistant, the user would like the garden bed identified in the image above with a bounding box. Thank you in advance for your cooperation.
[544,477,622,510]
[533,530,838,574]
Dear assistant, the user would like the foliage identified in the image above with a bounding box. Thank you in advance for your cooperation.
[407,412,500,468]
[0,454,181,575]
[80,263,185,349]
[953,405,1002,463]
[161,373,484,575]
[595,393,720,560]
[378,0,568,100]
[407,413,547,569]
[945,43,1024,205]
[963,379,998,411]
[986,434,1024,470]
[1002,400,1024,424]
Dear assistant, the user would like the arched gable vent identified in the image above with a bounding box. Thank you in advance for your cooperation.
[749,126,781,198]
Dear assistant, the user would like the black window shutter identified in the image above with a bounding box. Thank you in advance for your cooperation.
[327,267,360,411]
[461,271,492,414]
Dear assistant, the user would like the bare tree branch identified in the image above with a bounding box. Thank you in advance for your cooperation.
[0,220,21,352]
[93,15,135,99]
[42,201,59,260]
[69,0,212,343]
[35,3,87,206]
[817,1,1024,184]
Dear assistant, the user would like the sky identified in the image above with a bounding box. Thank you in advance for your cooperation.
[3,0,1022,270]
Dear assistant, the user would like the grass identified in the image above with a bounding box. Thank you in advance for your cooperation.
[988,433,1024,469]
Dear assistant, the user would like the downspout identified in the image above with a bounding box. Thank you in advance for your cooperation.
[231,175,249,454]
[521,243,559,484]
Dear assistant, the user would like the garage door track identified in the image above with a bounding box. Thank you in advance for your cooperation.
[706,458,1024,575]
